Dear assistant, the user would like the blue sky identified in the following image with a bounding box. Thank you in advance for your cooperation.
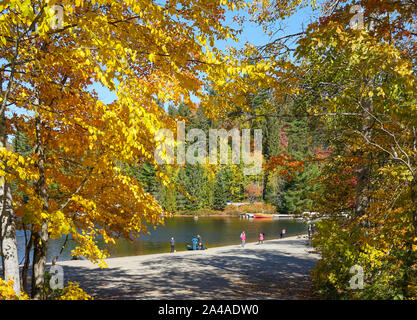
[90,4,318,105]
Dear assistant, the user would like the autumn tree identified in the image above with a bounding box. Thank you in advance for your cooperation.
[294,0,417,298]
[243,0,417,298]
[0,0,266,298]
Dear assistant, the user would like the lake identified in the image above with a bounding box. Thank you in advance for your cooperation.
[11,216,307,264]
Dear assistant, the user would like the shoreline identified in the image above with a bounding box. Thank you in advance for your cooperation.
[57,234,309,265]
[68,233,309,263]
[169,213,298,217]
[171,213,239,217]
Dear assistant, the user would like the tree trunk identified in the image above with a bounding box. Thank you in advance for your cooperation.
[355,99,373,224]
[355,162,370,218]
[21,229,33,293]
[0,182,21,295]
[0,108,21,295]
[0,30,22,296]
[31,224,48,299]
[408,184,417,239]
[30,113,49,299]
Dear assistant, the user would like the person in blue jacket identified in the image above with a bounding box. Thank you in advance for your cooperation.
[192,236,198,250]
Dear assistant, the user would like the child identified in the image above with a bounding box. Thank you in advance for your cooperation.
[240,231,246,247]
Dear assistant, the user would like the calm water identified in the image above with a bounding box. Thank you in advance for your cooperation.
[11,216,306,264]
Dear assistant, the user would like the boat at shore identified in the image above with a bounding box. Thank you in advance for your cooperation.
[253,213,274,219]
[241,213,300,219]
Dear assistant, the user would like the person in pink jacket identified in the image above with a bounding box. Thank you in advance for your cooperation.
[258,233,264,244]
[240,231,246,247]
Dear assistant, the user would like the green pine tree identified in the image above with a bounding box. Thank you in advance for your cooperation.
[213,169,227,211]
[263,115,282,205]
[278,118,321,214]
[12,131,32,156]
[159,185,177,212]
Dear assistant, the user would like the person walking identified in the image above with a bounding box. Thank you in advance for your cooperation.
[308,224,312,238]
[280,228,286,238]
[170,237,175,253]
[240,231,246,247]
[258,232,264,244]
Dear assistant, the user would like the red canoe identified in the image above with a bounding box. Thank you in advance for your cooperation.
[253,214,274,219]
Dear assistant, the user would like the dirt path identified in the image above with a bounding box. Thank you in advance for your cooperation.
[58,235,319,300]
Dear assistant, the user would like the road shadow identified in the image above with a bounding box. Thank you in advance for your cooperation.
[61,240,319,300]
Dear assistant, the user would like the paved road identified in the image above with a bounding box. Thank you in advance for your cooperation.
[58,235,319,300]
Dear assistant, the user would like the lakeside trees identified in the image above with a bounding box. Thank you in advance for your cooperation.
[250,0,417,299]
[139,103,272,213]
[298,0,417,299]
